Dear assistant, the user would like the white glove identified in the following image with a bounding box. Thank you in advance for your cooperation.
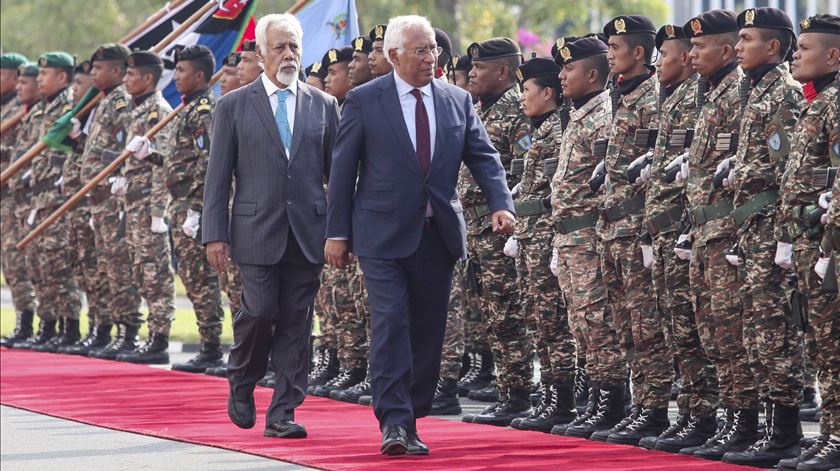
[151,216,168,234]
[54,175,63,188]
[503,236,518,258]
[726,253,741,266]
[678,162,690,182]
[774,241,793,270]
[629,152,652,171]
[666,153,689,182]
[550,248,560,277]
[109,176,128,196]
[591,161,605,181]
[510,183,521,198]
[182,209,201,238]
[674,234,692,261]
[639,164,652,183]
[818,191,832,210]
[815,256,830,279]
[822,213,829,226]
[69,117,82,139]
[641,244,653,269]
[88,216,96,231]
[126,136,151,160]
[716,157,735,188]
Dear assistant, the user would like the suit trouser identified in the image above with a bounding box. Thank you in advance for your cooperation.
[360,224,457,432]
[228,229,322,425]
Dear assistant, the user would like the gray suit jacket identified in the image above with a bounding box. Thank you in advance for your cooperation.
[202,76,340,265]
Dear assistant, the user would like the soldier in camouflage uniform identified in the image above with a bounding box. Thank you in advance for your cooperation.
[165,45,226,374]
[111,51,177,365]
[307,264,340,389]
[430,260,469,415]
[639,26,719,450]
[367,25,393,79]
[0,53,37,348]
[773,15,840,470]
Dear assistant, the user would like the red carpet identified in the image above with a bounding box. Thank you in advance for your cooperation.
[1,348,751,470]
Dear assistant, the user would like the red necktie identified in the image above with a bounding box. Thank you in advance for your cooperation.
[410,88,431,176]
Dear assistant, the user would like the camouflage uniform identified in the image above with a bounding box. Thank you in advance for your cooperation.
[458,86,533,396]
[597,73,672,408]
[316,265,340,349]
[164,87,224,346]
[119,91,176,335]
[778,79,840,435]
[514,110,575,384]
[335,260,368,369]
[732,63,804,407]
[686,65,759,410]
[644,75,718,418]
[552,90,623,385]
[80,85,142,328]
[220,260,243,313]
[439,260,468,380]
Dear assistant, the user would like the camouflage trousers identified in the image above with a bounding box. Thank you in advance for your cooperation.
[315,266,340,349]
[334,263,367,369]
[469,228,533,394]
[462,258,490,352]
[1,198,35,313]
[170,200,224,346]
[601,236,672,408]
[220,261,243,314]
[690,237,760,410]
[440,260,468,380]
[739,215,804,407]
[348,259,371,359]
[66,202,109,326]
[91,196,142,326]
[125,203,176,335]
[555,230,624,385]
[516,232,575,384]
[652,232,718,417]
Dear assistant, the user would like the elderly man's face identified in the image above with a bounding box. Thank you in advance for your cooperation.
[388,27,437,87]
[259,26,301,86]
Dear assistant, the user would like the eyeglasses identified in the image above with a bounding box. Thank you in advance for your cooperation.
[402,46,443,58]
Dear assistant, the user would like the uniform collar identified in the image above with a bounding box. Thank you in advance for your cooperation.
[708,61,738,88]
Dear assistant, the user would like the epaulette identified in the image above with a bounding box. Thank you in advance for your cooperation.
[195,97,211,113]
[114,97,128,110]
[147,110,159,124]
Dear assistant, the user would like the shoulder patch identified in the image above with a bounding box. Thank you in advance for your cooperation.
[114,98,128,110]
[195,98,212,113]
[517,135,532,152]
[61,104,72,114]
[147,111,159,124]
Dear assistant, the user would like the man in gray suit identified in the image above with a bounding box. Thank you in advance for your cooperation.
[202,13,340,439]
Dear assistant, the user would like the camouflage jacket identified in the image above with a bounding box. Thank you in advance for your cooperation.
[164,87,215,209]
[551,90,612,247]
[8,102,44,198]
[732,63,802,230]
[822,171,840,253]
[80,85,132,213]
[61,133,87,198]
[1,92,22,170]
[644,74,700,236]
[685,66,744,247]
[457,86,529,235]
[596,72,659,241]
[31,87,74,210]
[777,80,840,243]
[120,91,173,218]
[514,109,562,239]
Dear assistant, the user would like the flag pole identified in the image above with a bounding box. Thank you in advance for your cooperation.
[287,0,311,14]
[119,0,190,44]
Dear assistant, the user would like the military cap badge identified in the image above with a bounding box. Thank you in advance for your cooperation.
[328,49,337,63]
[354,37,364,51]
[311,62,321,73]
[470,45,479,58]
[665,25,676,39]
[452,56,459,68]
[515,69,523,81]
[375,25,384,39]
[38,57,48,67]
[691,19,703,35]
[615,18,627,34]
[560,47,572,61]
[745,9,756,26]
[126,56,135,67]
[800,18,811,30]
[81,62,91,73]
[556,38,565,49]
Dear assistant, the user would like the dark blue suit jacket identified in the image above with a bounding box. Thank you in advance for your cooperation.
[326,72,513,260]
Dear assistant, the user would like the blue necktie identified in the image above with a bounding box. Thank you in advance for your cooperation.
[274,88,292,151]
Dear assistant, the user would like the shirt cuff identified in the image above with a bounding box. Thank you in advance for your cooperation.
[328,237,348,241]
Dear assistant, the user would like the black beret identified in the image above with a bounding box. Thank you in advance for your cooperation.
[434,28,453,55]
[351,36,372,53]
[91,43,131,64]
[551,36,580,61]
[468,37,521,61]
[517,58,561,86]
[75,59,92,74]
[554,36,608,66]
[175,45,213,63]
[655,24,689,50]
[451,54,472,72]
[306,61,327,79]
[241,39,257,52]
[604,15,656,38]
[684,10,739,38]
[737,7,793,32]
[322,47,353,67]
[799,14,840,35]
[17,62,38,78]
[127,50,163,69]
[370,24,387,41]
[223,52,241,66]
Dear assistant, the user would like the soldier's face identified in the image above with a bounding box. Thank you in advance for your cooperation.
[369,41,392,77]
[37,67,67,97]
[349,51,372,86]
[91,60,124,90]
[453,70,470,91]
[305,75,324,91]
[0,68,17,95]
[259,27,301,86]
[16,76,40,104]
[174,60,202,95]
[735,28,776,72]
[72,73,94,103]
[237,51,262,85]
[389,27,437,88]
[519,78,555,117]
[689,36,729,78]
[792,33,840,83]
[468,60,502,97]
[324,63,351,99]
[560,61,590,99]
[656,40,689,85]
[607,36,637,75]
[220,66,241,95]
[123,67,151,97]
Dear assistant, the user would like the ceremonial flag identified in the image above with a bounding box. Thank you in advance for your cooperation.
[295,0,360,69]
[41,88,100,153]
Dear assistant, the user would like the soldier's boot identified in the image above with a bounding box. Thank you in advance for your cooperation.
[311,367,366,397]
[116,332,170,364]
[457,350,494,396]
[204,365,228,377]
[336,372,372,404]
[467,381,499,402]
[640,413,690,450]
[607,407,670,446]
[722,403,803,468]
[428,377,462,415]
[1,309,35,347]
[64,323,112,356]
[88,324,125,357]
[512,381,552,428]
[575,360,590,413]
[678,407,736,455]
[801,387,821,422]
[91,324,139,360]
[590,405,641,442]
[692,408,761,460]
[671,378,681,401]
[778,435,829,471]
[306,347,339,393]
[16,318,57,350]
[795,436,840,471]
[513,381,577,433]
[552,382,599,435]
[56,318,81,349]
[472,388,533,426]
[357,395,373,406]
[463,400,503,424]
[59,320,93,354]
[172,342,224,373]
[329,365,368,400]
[32,318,67,352]
[651,414,719,454]
[564,383,626,439]
[458,351,471,379]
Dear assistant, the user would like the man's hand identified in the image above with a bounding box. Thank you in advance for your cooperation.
[206,241,230,274]
[492,210,515,234]
[325,239,353,269]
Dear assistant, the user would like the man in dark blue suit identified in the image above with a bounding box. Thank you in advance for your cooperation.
[325,15,515,456]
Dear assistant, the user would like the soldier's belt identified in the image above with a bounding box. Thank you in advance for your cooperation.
[49,155,66,168]
[731,190,779,227]
[509,159,525,176]
[465,204,490,220]
[101,149,121,164]
[88,185,111,205]
[554,211,599,235]
[689,198,733,226]
[29,179,57,196]
[126,186,152,205]
[514,199,549,217]
[668,129,694,150]
[544,158,559,176]
[647,204,684,236]
[811,167,837,190]
[633,128,658,149]
[600,193,645,223]
[166,179,192,199]
[715,132,739,153]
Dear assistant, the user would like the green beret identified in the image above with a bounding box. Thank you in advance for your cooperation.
[322,47,353,66]
[38,51,74,69]
[370,24,387,42]
[604,15,657,38]
[175,45,213,63]
[91,43,131,63]
[737,7,794,32]
[516,58,560,86]
[127,51,163,69]
[1,53,28,70]
[684,10,739,38]
[799,14,840,35]
[554,37,609,66]
[17,62,39,78]
[656,24,689,50]
[352,36,373,54]
[468,37,521,61]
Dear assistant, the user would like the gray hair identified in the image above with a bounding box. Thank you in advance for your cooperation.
[383,15,434,66]
[255,14,304,57]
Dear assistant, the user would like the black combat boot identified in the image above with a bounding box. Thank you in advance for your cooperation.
[1,309,35,347]
[722,402,803,468]
[463,400,502,424]
[311,367,366,397]
[692,408,762,460]
[91,324,139,360]
[795,435,840,471]
[801,387,821,422]
[32,318,66,352]
[513,381,577,433]
[16,318,57,350]
[458,351,471,379]
[116,332,170,364]
[306,347,339,393]
[38,318,81,353]
[552,382,599,435]
[57,319,89,354]
[428,377,462,415]
[472,387,533,426]
[336,371,372,404]
[88,324,125,358]
[205,365,228,377]
[171,341,224,373]
[640,413,690,450]
[607,407,670,446]
[575,360,590,412]
[64,323,112,356]
[590,405,641,442]
[467,381,500,402]
[457,350,494,396]
[512,381,552,428]
[565,383,626,439]
[655,414,719,453]
[778,435,829,471]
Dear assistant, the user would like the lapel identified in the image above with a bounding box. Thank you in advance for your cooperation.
[378,73,421,173]
[428,79,451,179]
[248,77,287,159]
[289,81,312,163]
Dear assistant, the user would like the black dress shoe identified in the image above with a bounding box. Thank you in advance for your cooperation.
[227,388,256,429]
[380,425,409,455]
[407,432,430,455]
[264,421,307,438]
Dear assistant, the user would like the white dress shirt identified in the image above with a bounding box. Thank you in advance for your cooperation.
[261,73,297,152]
[393,71,436,159]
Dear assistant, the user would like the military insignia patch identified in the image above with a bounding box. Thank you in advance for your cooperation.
[800,19,811,30]
[768,132,782,151]
[62,104,72,114]
[517,135,532,151]
[311,62,321,73]
[115,98,128,110]
[127,56,135,67]
[196,97,211,113]
[665,25,676,39]
[515,69,523,81]
[147,111,159,123]
[691,19,703,35]
[115,128,126,144]
[745,9,756,25]
[615,18,627,34]
[560,47,572,61]
[765,121,791,160]
[194,130,208,150]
